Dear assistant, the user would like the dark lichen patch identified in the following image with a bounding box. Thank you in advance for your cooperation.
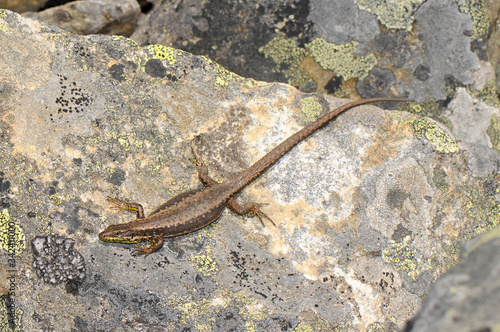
[0,176,11,208]
[32,235,86,287]
[144,59,167,78]
[386,189,409,209]
[106,168,126,186]
[413,64,431,81]
[392,223,412,242]
[433,165,449,194]
[109,63,126,82]
[51,74,93,122]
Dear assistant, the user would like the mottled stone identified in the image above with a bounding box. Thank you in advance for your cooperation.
[407,227,500,332]
[23,0,140,36]
[0,0,48,13]
[1,9,500,332]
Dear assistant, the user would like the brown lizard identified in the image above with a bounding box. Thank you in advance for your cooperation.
[99,97,408,255]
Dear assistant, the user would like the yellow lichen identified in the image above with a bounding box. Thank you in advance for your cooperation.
[408,117,459,153]
[300,97,323,121]
[0,209,26,255]
[188,244,219,276]
[355,0,425,30]
[306,38,378,81]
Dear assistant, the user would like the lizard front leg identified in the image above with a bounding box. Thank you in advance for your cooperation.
[107,196,145,219]
[133,236,165,256]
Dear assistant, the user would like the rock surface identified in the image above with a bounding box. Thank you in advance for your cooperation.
[23,0,140,36]
[0,0,48,13]
[0,7,500,332]
[406,227,500,332]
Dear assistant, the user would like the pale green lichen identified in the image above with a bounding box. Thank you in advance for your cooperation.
[382,235,430,280]
[306,38,378,81]
[456,0,489,38]
[433,165,449,194]
[367,322,385,332]
[300,97,323,121]
[410,117,459,153]
[464,176,500,238]
[487,115,500,152]
[400,99,453,130]
[201,56,247,87]
[0,297,23,332]
[259,32,311,89]
[355,0,425,30]
[292,316,334,332]
[466,80,500,109]
[188,244,219,276]
[0,209,26,255]
[166,289,268,330]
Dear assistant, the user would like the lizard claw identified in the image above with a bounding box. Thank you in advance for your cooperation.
[190,144,205,168]
[132,243,151,256]
[248,203,276,227]
[107,196,129,211]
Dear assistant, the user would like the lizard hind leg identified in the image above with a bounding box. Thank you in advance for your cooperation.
[228,199,276,227]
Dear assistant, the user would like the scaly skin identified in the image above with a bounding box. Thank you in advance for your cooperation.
[99,98,409,256]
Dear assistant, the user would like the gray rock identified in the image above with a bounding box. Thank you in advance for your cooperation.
[0,0,48,13]
[1,9,499,332]
[23,0,140,36]
[407,227,500,332]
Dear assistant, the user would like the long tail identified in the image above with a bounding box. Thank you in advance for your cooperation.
[230,97,410,193]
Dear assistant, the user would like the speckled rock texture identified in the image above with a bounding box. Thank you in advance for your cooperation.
[0,0,48,13]
[0,6,499,332]
[23,0,141,36]
[406,227,500,332]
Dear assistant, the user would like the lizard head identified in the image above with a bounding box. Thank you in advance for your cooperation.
[98,223,142,244]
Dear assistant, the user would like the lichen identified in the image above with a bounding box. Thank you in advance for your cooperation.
[355,0,425,30]
[399,99,452,130]
[464,176,500,237]
[300,97,323,121]
[293,317,334,332]
[487,115,500,152]
[0,209,26,255]
[456,0,489,38]
[382,235,429,280]
[259,32,311,89]
[146,44,184,65]
[306,38,378,81]
[165,289,269,330]
[466,80,500,109]
[433,165,449,194]
[202,56,247,87]
[188,244,219,276]
[0,297,23,332]
[405,116,459,153]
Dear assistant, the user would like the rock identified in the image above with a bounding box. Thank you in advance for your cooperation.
[0,0,48,13]
[406,227,500,332]
[1,9,500,332]
[23,0,141,36]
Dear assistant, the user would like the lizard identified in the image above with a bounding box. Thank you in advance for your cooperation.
[99,97,408,256]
